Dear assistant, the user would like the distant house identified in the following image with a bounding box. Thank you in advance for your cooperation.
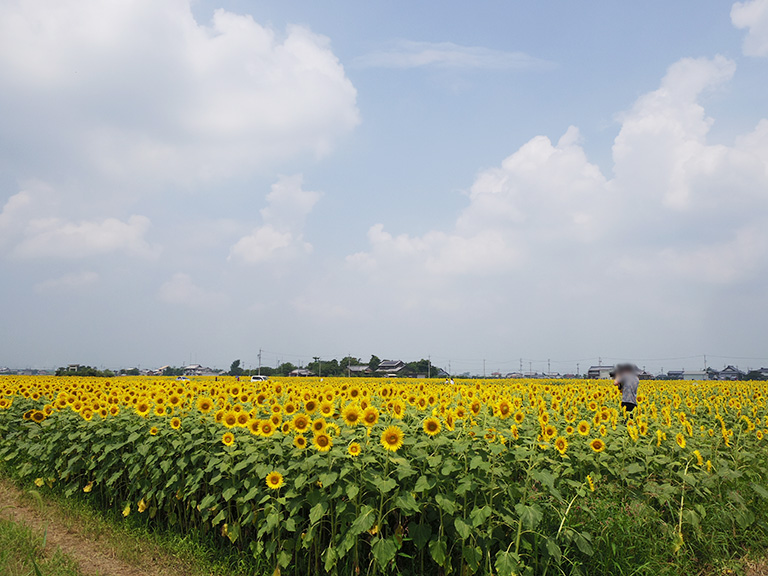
[759,367,768,378]
[682,370,708,381]
[376,360,405,375]
[505,372,523,378]
[183,364,203,376]
[587,366,613,379]
[348,365,371,375]
[719,365,745,380]
[289,368,315,377]
[67,364,81,372]
[667,370,684,380]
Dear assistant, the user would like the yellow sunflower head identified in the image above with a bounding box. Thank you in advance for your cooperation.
[423,417,441,437]
[222,432,235,446]
[380,425,404,452]
[313,432,333,452]
[170,417,181,430]
[265,471,284,490]
[589,438,606,453]
[347,442,362,457]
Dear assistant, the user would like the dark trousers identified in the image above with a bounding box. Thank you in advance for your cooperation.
[621,402,637,417]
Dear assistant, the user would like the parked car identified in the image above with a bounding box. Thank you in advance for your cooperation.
[176,376,190,381]
[251,375,268,382]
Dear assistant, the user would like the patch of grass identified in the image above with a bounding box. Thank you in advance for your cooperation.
[0,515,83,576]
[16,483,260,576]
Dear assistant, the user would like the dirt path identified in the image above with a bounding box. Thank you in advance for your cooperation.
[0,480,194,576]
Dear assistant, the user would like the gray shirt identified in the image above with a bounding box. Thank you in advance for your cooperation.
[618,373,639,405]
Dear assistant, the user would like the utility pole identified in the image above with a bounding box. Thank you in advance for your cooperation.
[448,360,451,377]
[348,353,351,378]
[703,354,707,370]
[428,355,431,379]
[483,359,486,378]
[258,349,262,376]
[529,361,532,376]
[547,358,550,375]
[520,358,523,373]
[313,356,321,378]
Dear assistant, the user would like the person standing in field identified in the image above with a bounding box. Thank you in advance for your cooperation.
[611,363,639,418]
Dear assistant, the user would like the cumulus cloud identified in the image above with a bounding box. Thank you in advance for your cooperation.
[34,271,99,293]
[732,0,768,56]
[229,174,321,264]
[349,55,768,291]
[348,125,608,276]
[159,273,223,307]
[0,183,156,259]
[0,0,359,183]
[355,40,549,70]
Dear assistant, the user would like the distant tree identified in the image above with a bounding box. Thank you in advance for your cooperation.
[276,362,297,376]
[229,359,244,377]
[163,366,184,376]
[368,355,381,371]
[745,370,767,381]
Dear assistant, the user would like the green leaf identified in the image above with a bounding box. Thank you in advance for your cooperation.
[346,483,359,500]
[222,486,237,502]
[751,482,768,500]
[573,531,594,556]
[494,551,522,576]
[428,538,447,566]
[318,472,338,487]
[434,493,457,514]
[462,546,482,573]
[378,477,397,494]
[349,505,376,535]
[394,492,420,514]
[545,537,562,564]
[454,517,471,540]
[515,504,542,530]
[470,505,491,528]
[323,546,337,571]
[407,521,431,550]
[372,537,398,569]
[309,502,326,525]
[414,475,431,492]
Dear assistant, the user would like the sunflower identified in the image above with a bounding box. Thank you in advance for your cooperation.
[265,471,284,490]
[675,433,686,449]
[554,436,568,455]
[149,426,159,436]
[259,420,276,437]
[586,474,595,492]
[509,424,520,440]
[222,432,235,446]
[30,410,46,423]
[380,425,404,452]
[423,417,441,436]
[311,417,326,434]
[293,434,307,449]
[170,417,181,430]
[196,396,214,413]
[347,442,362,457]
[304,399,318,414]
[237,412,250,427]
[319,401,334,417]
[577,420,590,436]
[313,432,333,452]
[342,405,362,426]
[292,413,310,433]
[513,410,525,424]
[496,400,512,419]
[363,407,379,427]
[589,438,606,453]
[136,402,150,417]
[222,411,238,428]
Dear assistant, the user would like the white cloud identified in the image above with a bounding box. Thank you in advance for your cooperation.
[732,0,768,56]
[229,174,321,264]
[0,0,359,183]
[355,40,549,70]
[0,183,156,260]
[159,273,222,307]
[348,125,608,277]
[349,55,768,292]
[34,271,99,293]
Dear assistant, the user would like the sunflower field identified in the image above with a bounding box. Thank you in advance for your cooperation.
[1,375,767,576]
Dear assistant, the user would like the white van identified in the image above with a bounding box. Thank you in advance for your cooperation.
[250,375,268,382]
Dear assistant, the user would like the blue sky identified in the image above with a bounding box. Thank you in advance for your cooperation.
[1,0,768,375]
